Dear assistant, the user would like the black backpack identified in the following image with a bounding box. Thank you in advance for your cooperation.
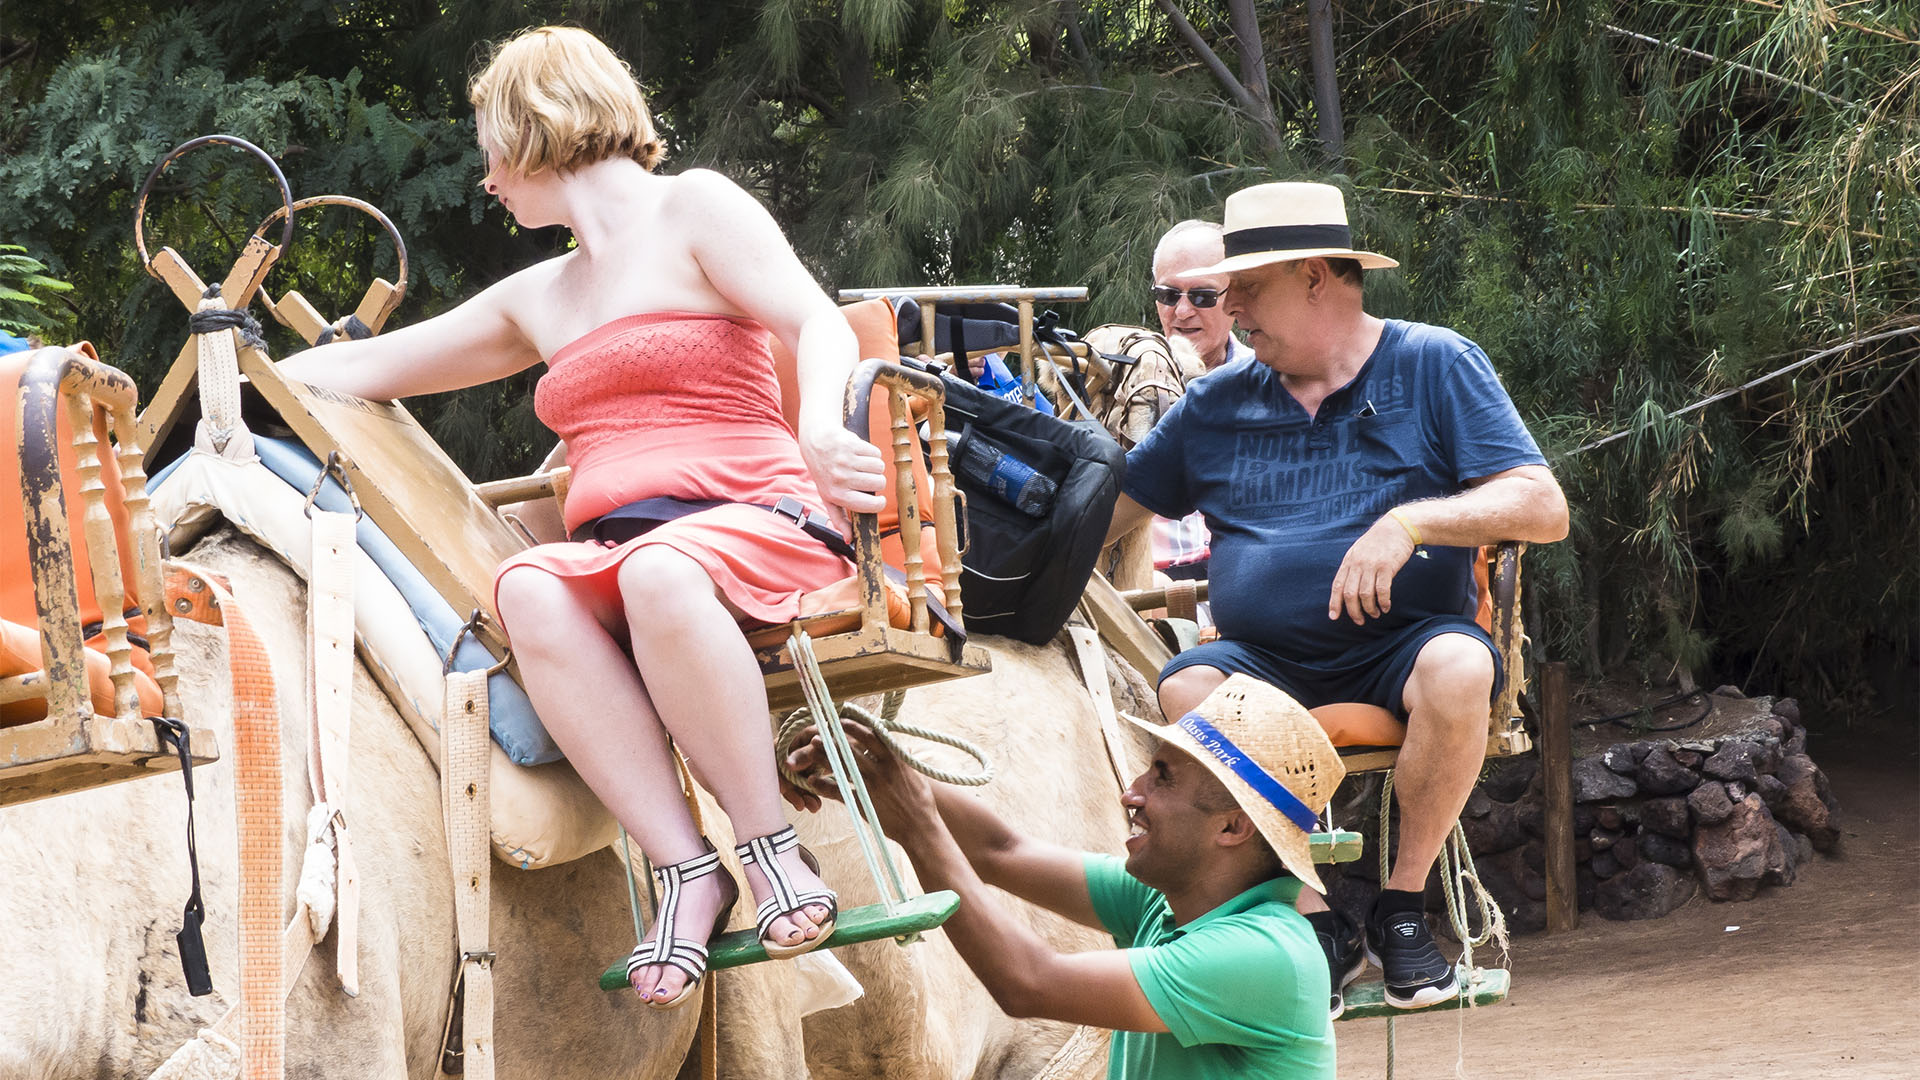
[911,360,1126,644]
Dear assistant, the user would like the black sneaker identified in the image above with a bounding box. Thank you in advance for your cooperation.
[1314,913,1367,1021]
[1364,909,1459,1009]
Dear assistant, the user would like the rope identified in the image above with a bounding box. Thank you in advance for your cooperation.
[1374,770,1510,1080]
[186,285,267,352]
[783,630,918,916]
[1379,773,1397,1080]
[314,314,372,346]
[774,690,995,789]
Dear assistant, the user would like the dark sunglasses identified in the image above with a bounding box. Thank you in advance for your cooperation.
[1150,285,1223,308]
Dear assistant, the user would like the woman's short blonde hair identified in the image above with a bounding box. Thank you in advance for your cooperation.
[469,26,665,174]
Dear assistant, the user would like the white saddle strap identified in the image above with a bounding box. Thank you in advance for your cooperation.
[191,293,255,461]
[307,507,359,996]
[442,668,495,1079]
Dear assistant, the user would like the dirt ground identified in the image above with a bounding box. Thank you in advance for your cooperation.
[1335,727,1920,1079]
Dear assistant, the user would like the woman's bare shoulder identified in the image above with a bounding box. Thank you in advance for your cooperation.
[660,168,756,213]
[476,251,576,328]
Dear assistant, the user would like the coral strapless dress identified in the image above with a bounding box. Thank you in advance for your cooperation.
[493,312,852,630]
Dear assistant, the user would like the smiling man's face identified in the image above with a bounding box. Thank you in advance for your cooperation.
[1152,231,1236,369]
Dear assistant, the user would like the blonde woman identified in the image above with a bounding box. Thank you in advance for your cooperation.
[279,25,885,1010]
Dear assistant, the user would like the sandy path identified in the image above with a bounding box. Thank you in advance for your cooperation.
[1334,734,1920,1079]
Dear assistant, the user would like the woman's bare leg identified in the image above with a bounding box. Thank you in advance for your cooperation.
[494,565,732,1006]
[614,548,834,946]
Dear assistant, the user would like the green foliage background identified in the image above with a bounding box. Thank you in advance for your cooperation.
[2,1,1914,717]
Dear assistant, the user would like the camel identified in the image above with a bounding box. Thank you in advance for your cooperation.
[0,519,1165,1080]
[0,527,721,1080]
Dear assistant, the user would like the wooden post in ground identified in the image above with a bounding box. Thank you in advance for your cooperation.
[1540,661,1578,932]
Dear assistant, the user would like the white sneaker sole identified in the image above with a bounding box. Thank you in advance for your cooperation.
[1363,945,1459,1010]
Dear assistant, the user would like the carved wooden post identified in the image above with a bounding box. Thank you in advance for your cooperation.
[1540,662,1578,932]
[888,385,928,633]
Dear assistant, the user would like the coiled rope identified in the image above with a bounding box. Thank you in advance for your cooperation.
[775,689,995,790]
[1375,771,1510,1080]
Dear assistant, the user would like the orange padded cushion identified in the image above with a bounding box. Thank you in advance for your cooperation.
[1473,546,1494,634]
[1,615,163,727]
[1309,702,1408,748]
[741,573,937,650]
[1,342,158,724]
[767,298,945,588]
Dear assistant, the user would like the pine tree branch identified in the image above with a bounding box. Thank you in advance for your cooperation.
[1457,0,1852,107]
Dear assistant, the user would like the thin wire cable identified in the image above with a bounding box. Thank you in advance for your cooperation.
[1566,325,1919,456]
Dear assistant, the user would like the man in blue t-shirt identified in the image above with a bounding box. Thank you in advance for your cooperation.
[1107,182,1568,1015]
[783,676,1347,1079]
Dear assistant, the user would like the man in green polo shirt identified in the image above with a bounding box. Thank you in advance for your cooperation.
[784,674,1345,1078]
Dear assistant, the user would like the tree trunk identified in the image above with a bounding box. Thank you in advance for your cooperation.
[1307,0,1345,161]
[1225,0,1282,156]
[1156,0,1283,156]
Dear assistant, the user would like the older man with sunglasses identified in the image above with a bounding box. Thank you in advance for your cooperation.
[1110,183,1568,1017]
[1152,220,1252,373]
[1146,221,1254,590]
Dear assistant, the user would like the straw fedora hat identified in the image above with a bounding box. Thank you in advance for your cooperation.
[1123,674,1347,893]
[1194,182,1398,275]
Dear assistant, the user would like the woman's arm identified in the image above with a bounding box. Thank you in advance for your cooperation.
[276,274,542,401]
[677,170,886,517]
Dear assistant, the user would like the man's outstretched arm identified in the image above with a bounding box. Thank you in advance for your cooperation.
[787,722,1169,1032]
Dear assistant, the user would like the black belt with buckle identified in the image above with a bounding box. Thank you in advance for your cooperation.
[569,495,855,562]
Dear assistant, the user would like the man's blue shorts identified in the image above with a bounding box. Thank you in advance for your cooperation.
[1159,615,1501,717]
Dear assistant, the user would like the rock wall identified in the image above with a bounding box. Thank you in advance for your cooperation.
[1326,695,1840,934]
[1465,695,1838,931]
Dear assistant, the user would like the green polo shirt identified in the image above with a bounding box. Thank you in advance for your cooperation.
[1084,854,1334,1080]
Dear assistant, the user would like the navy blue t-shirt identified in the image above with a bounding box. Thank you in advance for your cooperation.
[1123,320,1545,661]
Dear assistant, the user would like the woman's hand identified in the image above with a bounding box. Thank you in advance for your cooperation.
[798,418,887,537]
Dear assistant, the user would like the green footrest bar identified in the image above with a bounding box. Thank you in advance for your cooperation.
[599,890,961,991]
[1336,965,1509,1022]
[1311,830,1364,864]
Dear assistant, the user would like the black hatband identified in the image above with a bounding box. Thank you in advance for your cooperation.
[1223,223,1353,257]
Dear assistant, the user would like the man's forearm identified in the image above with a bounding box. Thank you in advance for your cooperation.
[893,813,1068,1016]
[927,787,1021,881]
[1388,468,1569,547]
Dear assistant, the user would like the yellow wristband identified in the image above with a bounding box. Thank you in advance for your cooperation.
[1387,508,1422,547]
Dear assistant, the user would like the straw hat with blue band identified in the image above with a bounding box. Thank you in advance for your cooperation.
[1122,674,1347,893]
[1191,182,1399,277]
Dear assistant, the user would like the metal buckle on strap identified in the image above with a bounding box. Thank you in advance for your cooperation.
[770,495,810,527]
[462,950,496,970]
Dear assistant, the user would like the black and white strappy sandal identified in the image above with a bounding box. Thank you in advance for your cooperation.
[626,842,738,1010]
[735,825,838,960]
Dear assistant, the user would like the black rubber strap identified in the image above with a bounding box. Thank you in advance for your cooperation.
[151,717,213,996]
